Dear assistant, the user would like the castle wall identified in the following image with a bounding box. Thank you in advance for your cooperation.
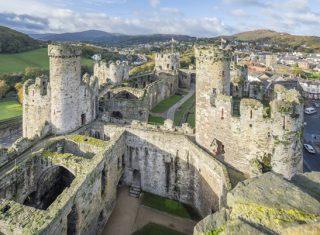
[104,73,178,122]
[155,52,180,74]
[100,125,230,217]
[195,46,303,178]
[23,77,51,139]
[94,61,129,86]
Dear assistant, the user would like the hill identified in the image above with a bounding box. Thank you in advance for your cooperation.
[233,29,320,51]
[0,48,93,74]
[30,30,196,46]
[0,26,41,53]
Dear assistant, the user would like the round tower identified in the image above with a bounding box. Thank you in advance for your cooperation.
[48,44,82,134]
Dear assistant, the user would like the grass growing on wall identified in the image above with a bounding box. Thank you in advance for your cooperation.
[174,95,195,126]
[133,223,186,235]
[148,115,165,125]
[141,192,201,220]
[151,94,183,113]
[0,98,22,121]
[0,48,93,74]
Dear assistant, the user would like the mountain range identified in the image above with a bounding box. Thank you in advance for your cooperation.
[30,30,196,46]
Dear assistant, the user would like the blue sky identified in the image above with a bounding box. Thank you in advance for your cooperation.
[0,0,319,36]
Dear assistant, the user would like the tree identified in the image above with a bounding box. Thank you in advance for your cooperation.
[0,80,9,98]
[15,83,23,104]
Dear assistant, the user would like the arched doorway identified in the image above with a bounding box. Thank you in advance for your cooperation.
[111,111,123,119]
[132,169,141,188]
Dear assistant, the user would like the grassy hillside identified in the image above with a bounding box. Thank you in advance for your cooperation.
[0,99,22,121]
[0,26,41,53]
[0,48,93,74]
[234,29,320,51]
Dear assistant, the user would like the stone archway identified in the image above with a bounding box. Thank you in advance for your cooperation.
[23,165,75,210]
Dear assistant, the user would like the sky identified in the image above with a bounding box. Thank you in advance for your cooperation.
[0,0,319,37]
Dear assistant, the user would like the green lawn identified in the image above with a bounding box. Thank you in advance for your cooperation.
[141,192,201,220]
[151,94,183,113]
[0,99,22,121]
[133,223,186,235]
[148,115,165,125]
[0,48,93,74]
[186,111,195,128]
[174,95,195,126]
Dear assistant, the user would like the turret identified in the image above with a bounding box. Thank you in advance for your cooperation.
[155,52,180,74]
[48,44,82,134]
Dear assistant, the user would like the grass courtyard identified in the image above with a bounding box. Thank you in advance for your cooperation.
[151,94,183,113]
[0,99,22,121]
[148,115,165,125]
[174,95,195,127]
[133,223,186,235]
[141,192,201,220]
[0,48,93,74]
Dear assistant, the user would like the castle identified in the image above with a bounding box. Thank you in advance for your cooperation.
[23,45,99,139]
[93,60,129,86]
[195,46,303,178]
[0,44,316,235]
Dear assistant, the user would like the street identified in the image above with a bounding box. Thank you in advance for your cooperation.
[303,102,320,172]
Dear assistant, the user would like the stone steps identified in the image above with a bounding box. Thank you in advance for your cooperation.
[129,185,141,198]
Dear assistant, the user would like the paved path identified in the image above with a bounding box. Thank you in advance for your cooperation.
[102,187,140,235]
[165,85,195,121]
[102,187,197,235]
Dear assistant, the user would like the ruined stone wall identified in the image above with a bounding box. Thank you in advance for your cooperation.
[94,60,129,86]
[104,73,178,121]
[23,76,51,139]
[195,46,303,178]
[100,124,230,217]
[155,52,180,74]
[0,134,126,235]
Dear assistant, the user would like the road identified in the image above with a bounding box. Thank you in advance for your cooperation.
[303,103,320,172]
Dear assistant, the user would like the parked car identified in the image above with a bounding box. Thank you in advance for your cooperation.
[305,107,317,114]
[304,144,316,154]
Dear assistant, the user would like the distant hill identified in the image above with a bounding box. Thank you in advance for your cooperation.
[232,29,320,51]
[0,26,41,53]
[30,30,196,46]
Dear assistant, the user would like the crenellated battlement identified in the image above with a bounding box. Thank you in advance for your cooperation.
[48,44,81,58]
[23,76,49,98]
[94,60,129,86]
[195,46,231,64]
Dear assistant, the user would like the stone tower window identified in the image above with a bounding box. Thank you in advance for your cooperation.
[250,110,253,119]
[167,64,170,69]
[221,108,224,120]
[283,116,286,130]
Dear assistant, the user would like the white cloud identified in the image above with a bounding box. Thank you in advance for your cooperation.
[231,9,247,17]
[149,0,160,8]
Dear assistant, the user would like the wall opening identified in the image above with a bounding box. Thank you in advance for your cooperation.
[101,165,106,197]
[132,169,141,187]
[165,162,171,192]
[67,204,78,235]
[111,111,123,119]
[81,114,86,125]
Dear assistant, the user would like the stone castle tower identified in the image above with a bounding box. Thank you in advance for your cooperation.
[155,52,180,74]
[93,60,129,87]
[23,44,99,138]
[195,46,303,179]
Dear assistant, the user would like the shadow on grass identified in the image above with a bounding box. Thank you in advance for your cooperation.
[132,223,187,235]
[141,192,202,221]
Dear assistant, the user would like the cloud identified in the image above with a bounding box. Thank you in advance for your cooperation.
[160,7,181,15]
[149,0,160,8]
[231,9,247,17]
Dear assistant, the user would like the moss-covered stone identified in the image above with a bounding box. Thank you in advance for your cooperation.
[69,135,108,148]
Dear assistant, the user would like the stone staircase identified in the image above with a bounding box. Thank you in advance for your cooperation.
[129,185,141,198]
